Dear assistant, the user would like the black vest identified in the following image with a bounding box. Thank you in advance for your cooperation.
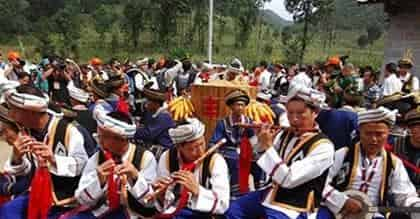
[97,145,157,217]
[271,132,330,212]
[49,118,81,205]
[168,148,215,189]
[331,143,395,206]
[402,74,414,93]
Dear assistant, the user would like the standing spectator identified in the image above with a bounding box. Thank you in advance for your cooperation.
[3,51,25,81]
[258,61,271,92]
[43,57,72,105]
[383,62,403,96]
[398,56,419,93]
[290,65,312,88]
[362,67,382,109]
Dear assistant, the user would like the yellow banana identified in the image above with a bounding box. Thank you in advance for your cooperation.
[168,97,182,108]
[185,98,195,113]
[262,104,275,118]
[183,99,191,116]
[169,98,184,113]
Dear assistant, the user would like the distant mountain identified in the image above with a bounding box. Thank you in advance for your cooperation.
[260,9,293,29]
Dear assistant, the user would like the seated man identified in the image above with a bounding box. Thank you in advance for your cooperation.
[71,111,157,219]
[0,104,31,205]
[67,81,97,135]
[323,107,420,219]
[226,84,335,219]
[393,109,420,191]
[0,85,91,218]
[134,88,175,158]
[154,118,230,218]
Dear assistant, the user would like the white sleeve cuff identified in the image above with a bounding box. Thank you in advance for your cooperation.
[50,155,78,177]
[257,147,283,175]
[4,157,31,176]
[325,190,349,214]
[77,171,106,205]
[128,173,150,201]
[191,186,217,213]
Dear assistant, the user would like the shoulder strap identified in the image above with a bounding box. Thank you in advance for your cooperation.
[201,153,216,189]
[169,147,180,173]
[52,118,71,153]
[381,150,396,206]
[131,146,146,171]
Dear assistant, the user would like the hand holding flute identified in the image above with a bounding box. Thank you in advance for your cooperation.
[144,138,227,203]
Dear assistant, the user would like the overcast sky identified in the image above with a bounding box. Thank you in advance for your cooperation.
[265,0,293,21]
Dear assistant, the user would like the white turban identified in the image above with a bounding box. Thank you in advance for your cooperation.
[96,113,136,139]
[6,88,49,113]
[358,106,397,127]
[169,118,205,145]
[67,81,89,103]
[280,83,327,109]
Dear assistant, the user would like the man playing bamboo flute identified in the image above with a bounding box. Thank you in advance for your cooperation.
[153,118,230,219]
[71,111,157,219]
[225,84,335,219]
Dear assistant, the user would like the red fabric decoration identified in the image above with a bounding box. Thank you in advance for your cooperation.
[239,135,253,194]
[203,96,218,119]
[27,168,53,219]
[155,162,197,219]
[103,151,120,211]
[0,195,10,207]
[116,97,129,116]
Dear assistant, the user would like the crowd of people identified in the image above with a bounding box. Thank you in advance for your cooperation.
[0,49,419,219]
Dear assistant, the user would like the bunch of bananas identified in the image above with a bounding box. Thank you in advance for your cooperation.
[244,100,275,124]
[168,96,195,121]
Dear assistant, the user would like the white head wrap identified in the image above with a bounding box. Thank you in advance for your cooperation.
[358,106,397,127]
[169,118,205,145]
[67,81,89,103]
[280,83,327,109]
[96,113,136,139]
[5,83,49,112]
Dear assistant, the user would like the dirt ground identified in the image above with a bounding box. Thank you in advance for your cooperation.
[0,141,12,168]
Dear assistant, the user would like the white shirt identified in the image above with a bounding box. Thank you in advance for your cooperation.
[257,131,335,219]
[4,115,88,178]
[75,144,157,218]
[156,151,230,215]
[259,69,272,92]
[323,146,420,218]
[290,72,312,89]
[134,71,158,91]
[383,74,402,96]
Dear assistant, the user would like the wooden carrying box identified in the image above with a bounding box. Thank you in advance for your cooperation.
[191,81,257,142]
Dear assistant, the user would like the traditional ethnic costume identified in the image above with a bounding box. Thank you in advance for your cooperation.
[226,84,335,219]
[134,88,175,158]
[0,105,31,206]
[69,112,157,219]
[323,107,420,219]
[209,89,265,200]
[0,86,91,219]
[67,81,97,135]
[156,118,230,219]
[392,109,420,191]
